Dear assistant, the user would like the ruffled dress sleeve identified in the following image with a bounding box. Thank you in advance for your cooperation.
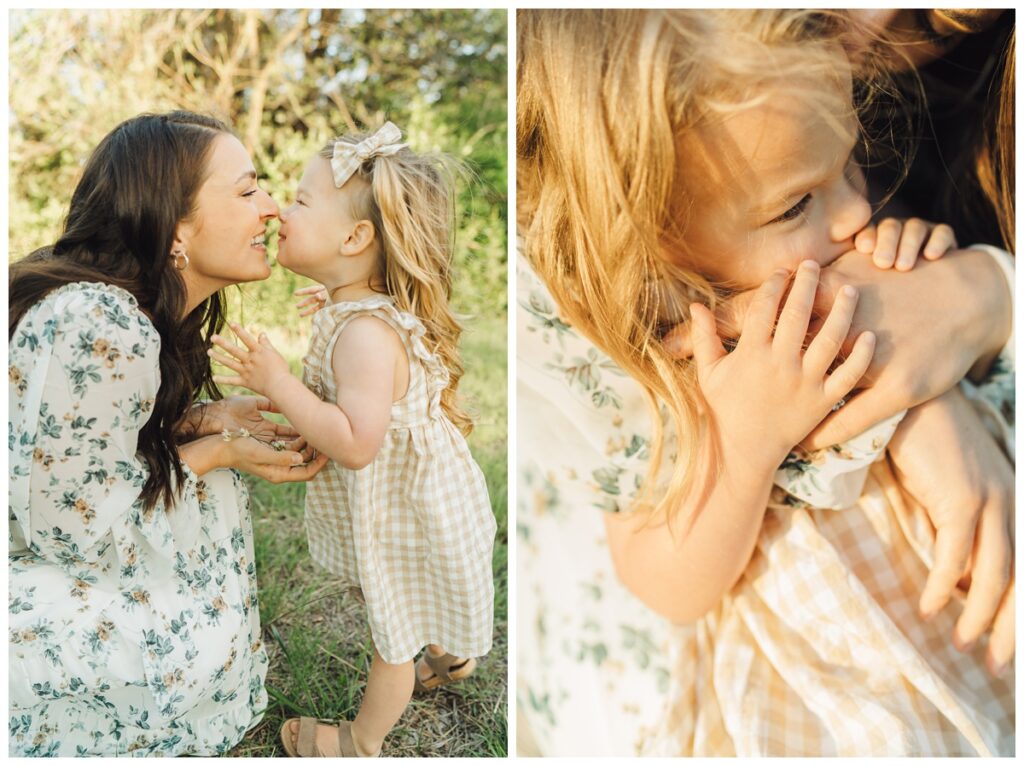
[9,282,200,583]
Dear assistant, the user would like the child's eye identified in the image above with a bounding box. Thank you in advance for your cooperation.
[770,194,811,224]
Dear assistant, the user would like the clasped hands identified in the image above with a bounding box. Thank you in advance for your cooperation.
[673,248,1014,674]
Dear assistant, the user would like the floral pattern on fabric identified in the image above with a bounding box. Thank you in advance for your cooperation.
[9,282,268,756]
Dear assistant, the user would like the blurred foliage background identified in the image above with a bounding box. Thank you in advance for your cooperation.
[9,9,508,757]
[9,8,507,323]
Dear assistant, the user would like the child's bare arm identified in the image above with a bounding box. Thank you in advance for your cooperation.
[607,263,874,622]
[854,217,957,271]
[210,319,400,469]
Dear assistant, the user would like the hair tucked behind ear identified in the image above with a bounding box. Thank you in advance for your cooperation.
[518,9,905,529]
[319,136,473,436]
[10,111,231,511]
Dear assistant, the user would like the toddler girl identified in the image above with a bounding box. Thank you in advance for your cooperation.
[209,122,496,757]
[518,9,1013,756]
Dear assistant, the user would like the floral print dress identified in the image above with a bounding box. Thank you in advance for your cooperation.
[9,282,269,756]
[517,250,1015,756]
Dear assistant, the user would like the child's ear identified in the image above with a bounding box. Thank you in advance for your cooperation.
[339,220,376,256]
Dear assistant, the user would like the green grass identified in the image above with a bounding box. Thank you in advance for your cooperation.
[228,315,507,757]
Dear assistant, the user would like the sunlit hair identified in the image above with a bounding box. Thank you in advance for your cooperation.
[518,9,904,530]
[319,134,473,435]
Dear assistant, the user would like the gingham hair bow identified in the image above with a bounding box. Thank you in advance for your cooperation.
[331,121,408,188]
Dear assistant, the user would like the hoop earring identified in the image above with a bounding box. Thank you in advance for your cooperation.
[172,249,190,271]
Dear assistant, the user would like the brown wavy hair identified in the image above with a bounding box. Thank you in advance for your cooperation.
[319,133,473,435]
[9,111,231,511]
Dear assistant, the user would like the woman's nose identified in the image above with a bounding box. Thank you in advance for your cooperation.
[259,189,280,219]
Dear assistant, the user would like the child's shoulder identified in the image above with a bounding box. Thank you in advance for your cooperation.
[330,313,407,368]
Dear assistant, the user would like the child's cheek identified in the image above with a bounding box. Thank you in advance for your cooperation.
[778,227,823,271]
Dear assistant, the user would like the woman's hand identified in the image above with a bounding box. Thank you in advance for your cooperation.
[181,395,300,443]
[222,432,328,484]
[294,285,328,317]
[690,261,875,468]
[665,248,1012,448]
[888,388,1014,676]
[209,323,295,401]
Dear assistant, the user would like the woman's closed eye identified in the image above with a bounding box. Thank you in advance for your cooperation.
[769,194,811,225]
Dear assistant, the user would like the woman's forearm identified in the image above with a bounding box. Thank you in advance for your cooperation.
[963,247,1013,382]
[605,443,779,623]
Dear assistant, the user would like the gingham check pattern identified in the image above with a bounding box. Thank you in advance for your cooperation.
[655,463,1015,756]
[301,296,496,664]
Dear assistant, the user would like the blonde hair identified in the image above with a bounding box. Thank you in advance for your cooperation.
[519,10,897,528]
[320,133,473,436]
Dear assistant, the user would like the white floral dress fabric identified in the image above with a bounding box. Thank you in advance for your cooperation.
[302,295,496,664]
[9,282,268,757]
[517,251,1015,756]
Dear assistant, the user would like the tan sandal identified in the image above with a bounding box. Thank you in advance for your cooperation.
[413,652,477,693]
[279,717,379,757]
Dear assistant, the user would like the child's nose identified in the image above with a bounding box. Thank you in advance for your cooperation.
[829,184,871,243]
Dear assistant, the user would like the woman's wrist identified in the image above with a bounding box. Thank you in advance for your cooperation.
[964,247,1013,381]
[176,402,223,442]
[179,434,227,476]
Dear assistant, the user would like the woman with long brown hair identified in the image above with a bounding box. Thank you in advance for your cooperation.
[9,111,327,756]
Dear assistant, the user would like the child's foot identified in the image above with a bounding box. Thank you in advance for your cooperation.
[280,718,379,757]
[413,650,477,693]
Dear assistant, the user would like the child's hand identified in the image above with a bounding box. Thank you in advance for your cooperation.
[854,217,957,271]
[293,285,328,317]
[209,323,294,400]
[690,261,876,469]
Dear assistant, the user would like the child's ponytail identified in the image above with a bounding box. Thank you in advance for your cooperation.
[321,132,474,436]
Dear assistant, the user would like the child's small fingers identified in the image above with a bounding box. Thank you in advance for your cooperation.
[688,303,727,370]
[894,217,929,271]
[923,223,957,260]
[207,348,245,373]
[853,224,876,254]
[229,322,261,351]
[804,284,858,376]
[741,269,789,344]
[212,374,246,387]
[774,260,820,354]
[872,218,901,268]
[823,330,875,402]
[293,285,324,296]
[210,334,249,361]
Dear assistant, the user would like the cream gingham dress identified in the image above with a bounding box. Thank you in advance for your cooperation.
[517,249,1014,756]
[302,295,496,665]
